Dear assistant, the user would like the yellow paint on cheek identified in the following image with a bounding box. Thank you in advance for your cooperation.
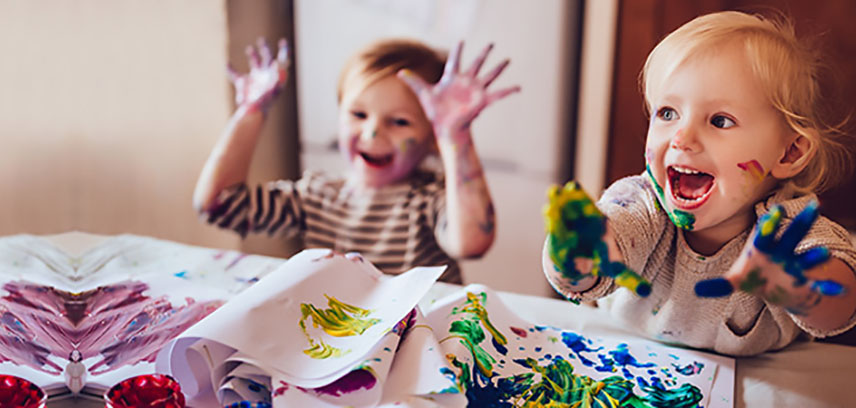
[737,160,765,183]
[737,160,767,196]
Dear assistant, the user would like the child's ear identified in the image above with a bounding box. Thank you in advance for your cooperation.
[770,133,814,179]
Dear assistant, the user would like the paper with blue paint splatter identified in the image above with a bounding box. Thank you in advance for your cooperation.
[424,284,732,408]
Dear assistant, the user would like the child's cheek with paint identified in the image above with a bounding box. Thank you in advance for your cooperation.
[714,156,773,207]
[387,136,431,179]
[736,159,768,196]
[337,116,360,164]
[643,146,669,206]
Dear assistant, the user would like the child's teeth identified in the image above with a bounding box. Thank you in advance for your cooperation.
[673,166,699,175]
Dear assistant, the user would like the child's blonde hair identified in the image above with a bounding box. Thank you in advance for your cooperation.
[337,39,446,104]
[641,11,851,194]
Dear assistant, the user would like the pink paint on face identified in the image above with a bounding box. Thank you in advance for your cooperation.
[737,159,766,182]
[669,129,684,149]
[338,76,435,188]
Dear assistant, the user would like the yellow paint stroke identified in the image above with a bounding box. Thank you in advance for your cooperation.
[299,295,381,359]
[738,160,766,183]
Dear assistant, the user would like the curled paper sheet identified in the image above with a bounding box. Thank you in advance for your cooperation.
[156,249,449,406]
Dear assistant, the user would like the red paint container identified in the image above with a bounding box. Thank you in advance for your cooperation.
[0,375,46,408]
[104,374,185,408]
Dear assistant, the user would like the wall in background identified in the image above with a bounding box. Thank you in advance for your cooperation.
[0,0,600,299]
[0,0,238,249]
[224,0,303,258]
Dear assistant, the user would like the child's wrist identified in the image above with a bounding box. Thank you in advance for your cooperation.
[235,104,266,121]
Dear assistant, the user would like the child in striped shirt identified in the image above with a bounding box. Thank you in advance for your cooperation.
[193,38,519,283]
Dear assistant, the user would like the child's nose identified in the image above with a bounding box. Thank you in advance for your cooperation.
[359,122,379,142]
[669,127,701,152]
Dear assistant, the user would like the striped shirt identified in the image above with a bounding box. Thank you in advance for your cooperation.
[202,170,461,283]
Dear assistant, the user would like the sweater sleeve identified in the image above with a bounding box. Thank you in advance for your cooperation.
[597,175,670,280]
[200,173,309,238]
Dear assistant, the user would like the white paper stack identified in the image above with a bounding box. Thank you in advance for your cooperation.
[156,249,463,407]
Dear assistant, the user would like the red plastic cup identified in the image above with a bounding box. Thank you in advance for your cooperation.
[0,374,46,408]
[104,374,186,408]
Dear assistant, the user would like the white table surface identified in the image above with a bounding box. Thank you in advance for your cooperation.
[22,232,856,407]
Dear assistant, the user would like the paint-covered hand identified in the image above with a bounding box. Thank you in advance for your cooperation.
[544,181,651,297]
[397,41,520,142]
[229,38,289,114]
[695,202,844,313]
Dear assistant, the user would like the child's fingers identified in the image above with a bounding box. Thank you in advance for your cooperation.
[695,277,735,297]
[753,205,783,253]
[245,45,261,70]
[466,43,493,78]
[810,279,845,296]
[397,69,430,97]
[481,59,511,88]
[277,38,290,66]
[257,37,272,67]
[442,41,464,83]
[226,63,240,83]
[485,85,521,106]
[776,201,819,258]
[797,246,829,271]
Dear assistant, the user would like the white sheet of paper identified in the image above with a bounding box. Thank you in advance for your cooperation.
[425,284,735,407]
[158,249,445,387]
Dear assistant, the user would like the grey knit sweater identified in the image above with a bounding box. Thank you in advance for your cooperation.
[545,175,856,356]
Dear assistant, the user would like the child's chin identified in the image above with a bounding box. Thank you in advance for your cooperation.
[358,173,406,188]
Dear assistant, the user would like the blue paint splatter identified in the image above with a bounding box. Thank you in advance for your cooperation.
[672,361,704,376]
[610,343,656,368]
[492,337,508,355]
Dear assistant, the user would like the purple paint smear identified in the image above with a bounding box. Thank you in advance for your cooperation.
[304,368,376,397]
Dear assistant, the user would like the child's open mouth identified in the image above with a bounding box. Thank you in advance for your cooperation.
[667,165,715,210]
[359,152,394,168]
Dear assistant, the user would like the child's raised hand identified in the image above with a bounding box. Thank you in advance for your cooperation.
[229,38,289,114]
[397,41,520,141]
[544,182,651,297]
[695,202,844,313]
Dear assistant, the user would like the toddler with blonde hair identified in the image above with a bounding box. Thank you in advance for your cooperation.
[195,38,519,283]
[543,11,856,356]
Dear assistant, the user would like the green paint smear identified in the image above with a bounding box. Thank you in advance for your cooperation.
[444,293,704,407]
[443,291,507,377]
[544,182,651,295]
[645,164,695,230]
[738,267,767,293]
[767,285,790,305]
[543,182,610,281]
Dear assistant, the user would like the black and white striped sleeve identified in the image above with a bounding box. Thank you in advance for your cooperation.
[200,179,304,238]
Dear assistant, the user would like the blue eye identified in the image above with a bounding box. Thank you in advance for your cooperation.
[351,111,367,119]
[657,107,678,121]
[711,115,735,129]
[392,118,411,127]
